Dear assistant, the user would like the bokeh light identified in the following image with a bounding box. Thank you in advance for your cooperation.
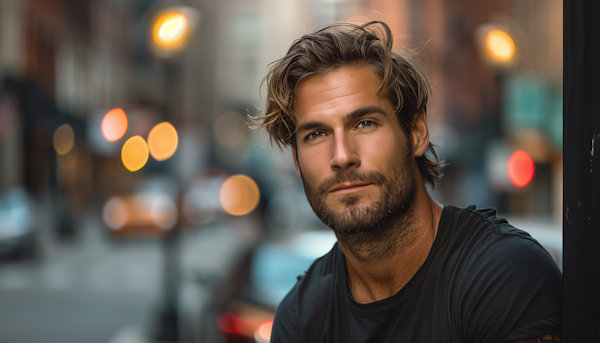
[102,196,128,231]
[486,29,515,62]
[53,123,75,155]
[214,111,248,147]
[101,108,128,142]
[507,150,535,188]
[220,174,260,216]
[255,319,273,343]
[217,312,252,336]
[57,144,78,170]
[148,122,179,161]
[153,12,189,48]
[121,136,149,172]
[149,195,178,231]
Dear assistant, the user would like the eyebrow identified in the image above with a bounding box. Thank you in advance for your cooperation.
[295,105,388,134]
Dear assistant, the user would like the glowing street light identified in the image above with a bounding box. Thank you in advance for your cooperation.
[153,12,189,48]
[150,7,199,58]
[476,23,518,68]
[486,29,515,63]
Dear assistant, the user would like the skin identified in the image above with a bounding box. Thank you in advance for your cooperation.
[291,66,443,304]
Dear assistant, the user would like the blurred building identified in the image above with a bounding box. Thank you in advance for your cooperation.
[0,0,564,225]
[0,0,138,242]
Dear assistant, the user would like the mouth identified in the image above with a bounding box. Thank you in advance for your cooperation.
[329,183,373,195]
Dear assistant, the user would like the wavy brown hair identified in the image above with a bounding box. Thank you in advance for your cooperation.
[249,20,444,188]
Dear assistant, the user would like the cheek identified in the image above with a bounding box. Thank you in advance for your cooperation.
[357,128,404,166]
[299,146,331,180]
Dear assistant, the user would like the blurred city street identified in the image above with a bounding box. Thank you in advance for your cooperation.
[0,199,260,343]
[0,0,563,342]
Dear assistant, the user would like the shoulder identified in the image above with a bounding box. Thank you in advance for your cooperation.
[460,233,562,300]
[442,205,542,262]
[451,206,562,342]
[445,204,529,238]
[271,243,340,343]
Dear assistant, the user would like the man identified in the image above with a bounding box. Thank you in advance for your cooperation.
[251,21,562,342]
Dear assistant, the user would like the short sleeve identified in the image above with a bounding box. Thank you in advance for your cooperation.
[271,284,301,343]
[458,235,562,343]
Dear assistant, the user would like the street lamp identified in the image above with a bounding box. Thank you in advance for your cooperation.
[486,29,515,63]
[147,5,199,343]
[476,23,518,69]
[150,7,199,59]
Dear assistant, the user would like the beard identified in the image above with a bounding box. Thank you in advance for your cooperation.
[301,147,418,252]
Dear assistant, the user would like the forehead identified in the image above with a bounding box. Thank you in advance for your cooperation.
[294,66,389,120]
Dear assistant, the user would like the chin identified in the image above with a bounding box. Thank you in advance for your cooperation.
[325,203,386,236]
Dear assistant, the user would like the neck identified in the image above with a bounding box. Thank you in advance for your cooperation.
[336,183,443,304]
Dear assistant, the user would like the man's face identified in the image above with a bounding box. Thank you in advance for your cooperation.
[292,66,418,236]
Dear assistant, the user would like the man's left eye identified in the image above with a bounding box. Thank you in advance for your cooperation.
[357,120,375,129]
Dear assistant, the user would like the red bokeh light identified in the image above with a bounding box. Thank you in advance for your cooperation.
[507,150,535,188]
[216,312,253,337]
[101,108,128,142]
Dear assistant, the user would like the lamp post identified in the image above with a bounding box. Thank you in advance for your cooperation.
[475,23,519,211]
[475,24,517,137]
[148,6,199,342]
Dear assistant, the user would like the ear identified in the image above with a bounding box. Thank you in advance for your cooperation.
[411,108,429,157]
[291,143,303,179]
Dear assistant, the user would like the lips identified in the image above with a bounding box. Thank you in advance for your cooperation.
[329,183,372,194]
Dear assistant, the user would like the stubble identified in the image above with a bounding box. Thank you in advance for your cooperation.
[302,148,418,262]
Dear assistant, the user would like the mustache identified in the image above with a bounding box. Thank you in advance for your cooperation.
[317,169,387,194]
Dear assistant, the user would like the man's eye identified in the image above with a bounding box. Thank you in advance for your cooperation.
[307,131,326,141]
[357,120,375,129]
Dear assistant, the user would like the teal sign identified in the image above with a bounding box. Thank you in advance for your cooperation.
[503,76,562,148]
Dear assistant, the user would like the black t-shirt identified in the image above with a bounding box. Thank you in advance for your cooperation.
[271,205,562,343]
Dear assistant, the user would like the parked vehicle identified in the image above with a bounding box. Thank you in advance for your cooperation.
[215,229,337,343]
[0,187,37,260]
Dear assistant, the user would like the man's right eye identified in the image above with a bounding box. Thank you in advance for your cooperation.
[306,131,326,141]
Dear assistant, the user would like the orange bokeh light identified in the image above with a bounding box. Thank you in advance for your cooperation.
[101,108,128,142]
[121,136,149,172]
[53,123,75,155]
[148,122,178,161]
[220,175,260,216]
[486,29,515,63]
[153,12,189,48]
[507,150,535,188]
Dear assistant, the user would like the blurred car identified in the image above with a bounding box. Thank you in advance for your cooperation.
[101,177,180,237]
[0,187,37,260]
[215,229,337,343]
[102,174,230,238]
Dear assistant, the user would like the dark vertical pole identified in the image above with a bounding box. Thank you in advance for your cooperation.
[153,60,182,343]
[563,0,600,341]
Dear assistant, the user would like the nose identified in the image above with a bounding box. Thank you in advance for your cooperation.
[330,132,360,171]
